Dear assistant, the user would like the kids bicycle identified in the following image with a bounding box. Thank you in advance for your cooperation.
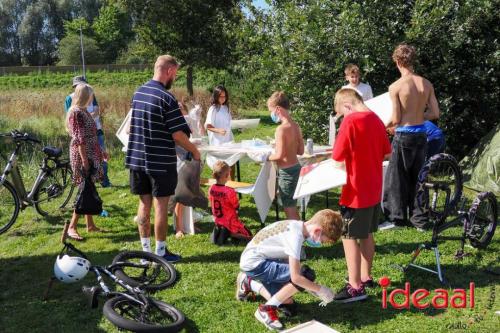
[46,223,185,332]
[0,130,75,234]
[398,153,498,284]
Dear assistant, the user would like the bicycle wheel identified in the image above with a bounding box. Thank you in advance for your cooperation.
[103,296,185,333]
[468,192,498,249]
[112,251,177,292]
[35,164,75,216]
[0,180,20,234]
[415,153,463,219]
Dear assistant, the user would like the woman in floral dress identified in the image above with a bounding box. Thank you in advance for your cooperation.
[66,84,106,240]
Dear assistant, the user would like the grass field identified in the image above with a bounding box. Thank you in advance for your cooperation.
[0,106,498,333]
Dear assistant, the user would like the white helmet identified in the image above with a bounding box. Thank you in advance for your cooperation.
[54,254,90,283]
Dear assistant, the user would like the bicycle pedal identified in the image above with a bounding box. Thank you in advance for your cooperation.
[82,285,102,308]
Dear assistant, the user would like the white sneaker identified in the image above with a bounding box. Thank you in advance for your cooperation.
[379,221,397,230]
[255,305,283,330]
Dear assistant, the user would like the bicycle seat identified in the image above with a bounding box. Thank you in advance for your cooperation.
[43,146,62,158]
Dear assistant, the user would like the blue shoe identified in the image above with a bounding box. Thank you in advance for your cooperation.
[162,250,182,263]
[101,181,112,188]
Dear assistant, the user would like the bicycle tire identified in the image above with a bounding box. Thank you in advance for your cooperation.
[415,153,463,219]
[468,191,498,249]
[0,179,20,235]
[103,296,185,333]
[112,251,177,292]
[35,164,75,216]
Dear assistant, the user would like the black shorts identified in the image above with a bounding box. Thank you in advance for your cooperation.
[341,204,381,239]
[130,170,177,197]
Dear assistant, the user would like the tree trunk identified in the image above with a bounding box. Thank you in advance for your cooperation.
[186,65,194,96]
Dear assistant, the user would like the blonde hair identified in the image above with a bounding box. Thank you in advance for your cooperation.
[212,160,230,180]
[392,43,416,68]
[267,91,290,110]
[66,84,94,132]
[154,55,179,73]
[344,63,360,76]
[334,88,363,111]
[309,209,343,243]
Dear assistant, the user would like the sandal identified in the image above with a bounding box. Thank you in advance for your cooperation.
[67,231,84,241]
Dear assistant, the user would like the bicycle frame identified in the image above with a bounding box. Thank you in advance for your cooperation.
[0,141,68,209]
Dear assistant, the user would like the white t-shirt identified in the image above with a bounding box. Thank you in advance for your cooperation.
[204,105,233,145]
[240,220,304,271]
[342,82,373,101]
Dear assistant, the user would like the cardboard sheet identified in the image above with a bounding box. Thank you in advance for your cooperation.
[364,92,393,126]
[293,159,346,199]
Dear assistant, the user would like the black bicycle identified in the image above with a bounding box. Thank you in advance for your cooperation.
[0,130,75,234]
[47,223,185,332]
[399,153,498,283]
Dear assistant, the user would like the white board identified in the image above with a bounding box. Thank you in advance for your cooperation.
[116,108,132,148]
[282,320,341,333]
[364,92,393,126]
[293,159,346,199]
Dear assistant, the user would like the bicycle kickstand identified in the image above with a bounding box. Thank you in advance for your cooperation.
[397,243,447,285]
[42,276,57,301]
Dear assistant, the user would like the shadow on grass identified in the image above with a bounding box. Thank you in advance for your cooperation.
[0,251,193,333]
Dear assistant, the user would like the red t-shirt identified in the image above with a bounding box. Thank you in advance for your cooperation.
[208,184,240,228]
[332,111,391,208]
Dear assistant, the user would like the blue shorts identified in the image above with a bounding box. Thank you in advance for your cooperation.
[245,260,291,295]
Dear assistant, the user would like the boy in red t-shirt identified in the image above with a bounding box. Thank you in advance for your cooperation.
[331,88,392,303]
[209,161,252,245]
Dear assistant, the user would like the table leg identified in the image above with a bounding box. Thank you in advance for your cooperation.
[326,190,329,208]
[236,160,241,199]
[301,197,306,221]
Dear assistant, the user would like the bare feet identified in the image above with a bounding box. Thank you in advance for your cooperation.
[175,230,185,239]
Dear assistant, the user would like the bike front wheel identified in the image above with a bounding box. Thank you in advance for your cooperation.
[468,191,498,249]
[35,163,75,216]
[112,251,177,292]
[103,296,185,333]
[0,179,20,234]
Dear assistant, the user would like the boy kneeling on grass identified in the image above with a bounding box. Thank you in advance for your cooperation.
[236,209,342,331]
[209,161,252,245]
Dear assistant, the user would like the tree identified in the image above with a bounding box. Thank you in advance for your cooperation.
[58,34,103,65]
[92,2,133,63]
[123,0,243,95]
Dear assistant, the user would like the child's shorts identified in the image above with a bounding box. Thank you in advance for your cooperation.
[341,204,381,239]
[278,163,301,208]
[245,259,291,295]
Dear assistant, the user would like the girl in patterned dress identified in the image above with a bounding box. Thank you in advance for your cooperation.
[66,84,106,240]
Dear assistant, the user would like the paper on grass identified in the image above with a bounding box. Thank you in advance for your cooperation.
[116,108,133,148]
[282,320,341,333]
[293,159,347,199]
[364,92,393,126]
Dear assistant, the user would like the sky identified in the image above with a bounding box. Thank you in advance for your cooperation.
[253,0,270,10]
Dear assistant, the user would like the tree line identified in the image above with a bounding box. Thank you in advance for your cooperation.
[0,0,498,158]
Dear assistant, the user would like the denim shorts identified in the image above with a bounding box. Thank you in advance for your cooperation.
[245,260,291,295]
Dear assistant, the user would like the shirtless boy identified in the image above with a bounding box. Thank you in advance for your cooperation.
[381,43,440,230]
[267,91,304,220]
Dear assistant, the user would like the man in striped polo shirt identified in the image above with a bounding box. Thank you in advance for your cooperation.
[126,55,200,263]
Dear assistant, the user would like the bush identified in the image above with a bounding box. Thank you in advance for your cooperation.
[58,34,104,66]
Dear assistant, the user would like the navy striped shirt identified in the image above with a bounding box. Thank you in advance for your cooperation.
[125,80,190,175]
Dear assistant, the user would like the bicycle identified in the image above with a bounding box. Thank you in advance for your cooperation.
[46,223,185,332]
[398,153,498,284]
[0,130,75,234]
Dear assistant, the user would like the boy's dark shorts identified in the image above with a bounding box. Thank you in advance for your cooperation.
[130,170,177,197]
[341,204,381,239]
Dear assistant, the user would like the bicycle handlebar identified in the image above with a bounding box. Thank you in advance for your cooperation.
[0,130,41,144]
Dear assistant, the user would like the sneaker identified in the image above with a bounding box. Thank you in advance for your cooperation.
[344,276,375,288]
[254,305,283,331]
[278,303,297,317]
[379,221,397,230]
[236,272,254,301]
[101,181,112,188]
[334,283,368,303]
[161,250,182,263]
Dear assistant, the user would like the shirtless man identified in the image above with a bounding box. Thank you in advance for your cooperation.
[381,43,440,230]
[267,91,304,220]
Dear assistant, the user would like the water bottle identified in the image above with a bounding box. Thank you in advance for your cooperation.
[306,138,314,155]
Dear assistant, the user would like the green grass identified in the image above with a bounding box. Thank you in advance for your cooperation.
[0,109,499,333]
